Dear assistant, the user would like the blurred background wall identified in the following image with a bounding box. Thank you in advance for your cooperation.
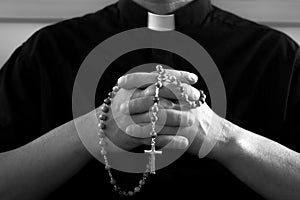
[1,0,300,67]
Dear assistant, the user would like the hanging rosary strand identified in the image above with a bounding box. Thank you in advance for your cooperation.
[96,64,206,197]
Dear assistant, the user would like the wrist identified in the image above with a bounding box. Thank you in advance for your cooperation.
[206,118,240,165]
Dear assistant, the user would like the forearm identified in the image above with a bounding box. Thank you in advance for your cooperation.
[0,114,93,200]
[212,120,300,200]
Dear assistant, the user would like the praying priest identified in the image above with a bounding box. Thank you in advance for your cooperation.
[0,0,300,199]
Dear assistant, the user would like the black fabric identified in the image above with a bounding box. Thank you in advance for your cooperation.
[0,0,300,199]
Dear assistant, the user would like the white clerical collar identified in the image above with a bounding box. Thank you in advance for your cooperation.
[147,12,175,31]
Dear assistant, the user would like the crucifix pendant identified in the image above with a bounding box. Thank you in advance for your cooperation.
[144,144,162,174]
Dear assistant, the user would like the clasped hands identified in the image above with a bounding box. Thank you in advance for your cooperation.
[103,69,226,159]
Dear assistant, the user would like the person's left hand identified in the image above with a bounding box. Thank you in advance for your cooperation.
[119,71,228,159]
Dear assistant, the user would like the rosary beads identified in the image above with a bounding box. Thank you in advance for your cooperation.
[96,65,206,197]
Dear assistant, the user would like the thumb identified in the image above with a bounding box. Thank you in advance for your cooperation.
[155,135,189,150]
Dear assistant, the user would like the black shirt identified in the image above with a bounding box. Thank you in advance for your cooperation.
[0,0,299,199]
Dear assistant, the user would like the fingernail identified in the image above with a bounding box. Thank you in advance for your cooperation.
[189,73,198,83]
[178,137,189,149]
[117,76,125,87]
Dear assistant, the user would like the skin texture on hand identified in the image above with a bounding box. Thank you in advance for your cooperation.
[118,70,228,158]
[100,70,199,152]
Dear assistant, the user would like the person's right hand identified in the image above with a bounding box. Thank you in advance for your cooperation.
[101,70,199,152]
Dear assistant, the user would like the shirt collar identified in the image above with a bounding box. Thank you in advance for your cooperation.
[118,0,212,30]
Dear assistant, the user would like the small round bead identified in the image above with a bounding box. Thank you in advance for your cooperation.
[159,75,168,81]
[114,185,118,191]
[169,75,177,82]
[150,115,158,123]
[112,86,119,92]
[134,187,141,193]
[99,139,105,146]
[101,104,109,113]
[153,97,159,103]
[195,100,202,107]
[155,81,163,88]
[150,130,157,137]
[180,86,185,93]
[104,98,111,105]
[151,105,159,113]
[156,65,163,73]
[110,179,116,185]
[108,92,115,98]
[139,180,145,185]
[184,94,190,102]
[99,114,108,121]
[128,191,134,196]
[190,101,197,108]
[101,149,107,155]
[176,80,181,87]
[104,164,110,170]
[99,122,106,129]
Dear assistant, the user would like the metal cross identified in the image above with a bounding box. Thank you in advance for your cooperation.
[144,144,162,174]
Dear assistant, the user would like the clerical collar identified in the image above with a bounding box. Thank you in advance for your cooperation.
[118,0,212,30]
[148,12,175,31]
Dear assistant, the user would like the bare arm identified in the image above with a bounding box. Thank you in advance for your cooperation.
[211,119,300,200]
[0,70,196,200]
[0,113,93,200]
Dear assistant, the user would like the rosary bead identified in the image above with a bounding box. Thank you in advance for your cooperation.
[99,122,106,129]
[153,97,159,103]
[101,104,109,113]
[104,164,110,170]
[184,94,190,102]
[99,114,108,121]
[113,185,118,191]
[101,149,107,155]
[150,130,157,137]
[150,115,158,123]
[158,74,168,82]
[128,191,134,196]
[169,75,177,83]
[151,105,159,113]
[112,86,119,92]
[104,98,111,105]
[110,179,116,185]
[139,180,145,185]
[176,80,182,87]
[108,92,115,98]
[99,139,105,146]
[155,81,163,88]
[195,100,202,107]
[134,187,141,193]
[180,86,185,93]
[156,65,164,73]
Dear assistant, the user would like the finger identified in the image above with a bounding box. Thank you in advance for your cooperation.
[161,82,200,101]
[155,135,189,149]
[118,70,198,89]
[120,96,176,115]
[130,83,200,102]
[131,109,195,127]
[126,123,180,138]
